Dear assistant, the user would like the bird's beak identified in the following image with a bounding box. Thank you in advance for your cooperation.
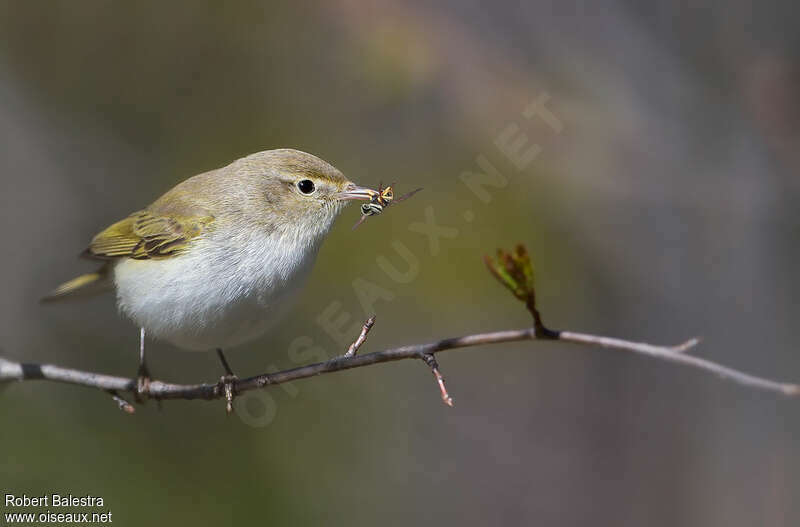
[336,182,378,201]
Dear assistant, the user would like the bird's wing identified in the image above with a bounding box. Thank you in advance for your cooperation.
[85,210,214,260]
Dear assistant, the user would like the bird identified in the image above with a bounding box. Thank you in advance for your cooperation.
[43,148,377,399]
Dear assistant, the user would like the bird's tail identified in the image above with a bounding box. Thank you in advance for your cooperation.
[41,263,113,303]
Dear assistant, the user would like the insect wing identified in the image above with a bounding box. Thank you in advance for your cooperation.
[393,187,423,203]
[352,214,369,230]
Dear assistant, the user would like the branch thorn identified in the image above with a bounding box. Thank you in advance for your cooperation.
[343,315,377,358]
[672,337,701,353]
[108,390,135,414]
[421,354,454,407]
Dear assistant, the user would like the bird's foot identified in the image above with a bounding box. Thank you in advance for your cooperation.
[215,349,237,415]
[218,374,238,415]
[134,363,151,403]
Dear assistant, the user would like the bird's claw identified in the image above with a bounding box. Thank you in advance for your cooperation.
[219,374,238,415]
[134,360,152,403]
[135,374,151,403]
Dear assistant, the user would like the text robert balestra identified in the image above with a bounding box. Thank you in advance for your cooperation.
[5,494,105,507]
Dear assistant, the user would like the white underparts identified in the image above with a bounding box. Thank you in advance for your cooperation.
[114,207,340,351]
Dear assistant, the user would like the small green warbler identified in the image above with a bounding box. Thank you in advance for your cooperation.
[43,149,378,386]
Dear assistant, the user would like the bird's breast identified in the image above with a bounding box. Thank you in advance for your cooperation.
[113,229,321,351]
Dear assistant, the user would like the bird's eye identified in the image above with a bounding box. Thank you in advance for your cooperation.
[297,179,316,194]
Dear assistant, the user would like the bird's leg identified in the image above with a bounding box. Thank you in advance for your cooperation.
[216,348,238,415]
[135,327,151,402]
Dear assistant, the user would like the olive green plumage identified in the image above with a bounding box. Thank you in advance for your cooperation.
[85,211,214,260]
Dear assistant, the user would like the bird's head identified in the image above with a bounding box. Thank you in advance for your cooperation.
[218,148,376,242]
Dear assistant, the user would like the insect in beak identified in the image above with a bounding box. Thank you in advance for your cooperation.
[336,183,378,201]
[352,183,423,229]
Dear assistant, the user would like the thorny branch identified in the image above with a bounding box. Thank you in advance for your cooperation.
[1,245,798,414]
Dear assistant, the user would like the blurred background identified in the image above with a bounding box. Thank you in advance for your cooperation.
[1,1,798,525]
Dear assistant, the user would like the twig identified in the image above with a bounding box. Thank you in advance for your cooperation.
[343,316,376,357]
[1,328,798,411]
[108,390,136,414]
[557,332,796,395]
[421,354,454,406]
